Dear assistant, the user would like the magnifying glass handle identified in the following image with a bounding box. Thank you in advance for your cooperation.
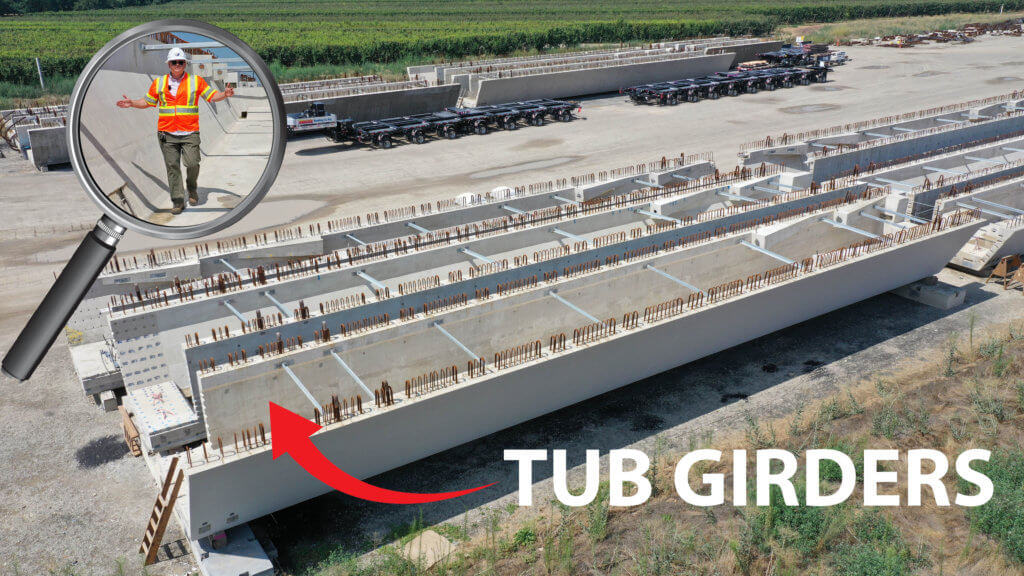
[2,216,124,382]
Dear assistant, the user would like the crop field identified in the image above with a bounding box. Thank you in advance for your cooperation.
[0,0,1021,86]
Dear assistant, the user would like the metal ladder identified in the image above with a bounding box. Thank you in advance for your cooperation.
[139,456,184,566]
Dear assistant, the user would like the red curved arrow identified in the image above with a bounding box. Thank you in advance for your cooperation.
[269,402,496,504]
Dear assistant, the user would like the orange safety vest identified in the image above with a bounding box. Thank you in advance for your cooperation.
[145,73,216,133]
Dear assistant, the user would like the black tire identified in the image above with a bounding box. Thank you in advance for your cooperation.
[748,85,758,94]
[668,96,678,106]
[445,128,458,139]
[560,110,572,122]
[379,136,393,149]
[767,82,776,91]
[783,80,793,88]
[727,89,736,97]
[532,116,543,126]
[712,90,722,99]
[475,124,487,135]
[412,131,425,144]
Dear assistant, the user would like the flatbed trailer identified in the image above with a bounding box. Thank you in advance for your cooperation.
[307,97,578,147]
[624,66,829,106]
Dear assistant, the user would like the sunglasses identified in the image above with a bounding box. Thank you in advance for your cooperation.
[169,60,186,66]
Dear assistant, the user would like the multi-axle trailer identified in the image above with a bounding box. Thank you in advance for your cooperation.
[623,66,829,106]
[287,98,580,148]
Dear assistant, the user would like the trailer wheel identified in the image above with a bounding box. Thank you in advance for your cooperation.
[505,120,518,130]
[726,89,735,97]
[800,77,810,86]
[379,136,393,149]
[783,80,793,88]
[559,110,572,122]
[412,131,425,144]
[531,116,543,126]
[711,90,722,99]
[817,73,828,83]
[748,86,758,94]
[668,96,678,106]
[767,82,776,91]
[445,127,459,139]
[689,93,699,102]
[475,124,487,135]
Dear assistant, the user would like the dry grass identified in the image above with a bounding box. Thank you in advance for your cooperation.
[780,12,1024,44]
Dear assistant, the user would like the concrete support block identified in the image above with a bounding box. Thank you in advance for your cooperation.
[99,390,118,412]
[890,277,966,310]
[193,523,273,576]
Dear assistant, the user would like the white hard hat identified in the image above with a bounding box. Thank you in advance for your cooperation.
[166,47,188,62]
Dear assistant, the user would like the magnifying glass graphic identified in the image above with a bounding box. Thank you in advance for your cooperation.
[2,19,286,381]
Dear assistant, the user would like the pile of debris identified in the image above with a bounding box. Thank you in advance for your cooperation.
[841,17,1023,48]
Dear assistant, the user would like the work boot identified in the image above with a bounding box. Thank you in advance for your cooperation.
[171,202,185,215]
[188,190,199,206]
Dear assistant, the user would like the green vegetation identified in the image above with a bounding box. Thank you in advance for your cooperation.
[2,0,1023,90]
[965,449,1024,563]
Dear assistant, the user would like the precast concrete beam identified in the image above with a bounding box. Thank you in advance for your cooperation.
[355,270,387,292]
[550,194,580,205]
[963,155,1004,165]
[144,42,224,51]
[860,211,912,228]
[891,127,919,133]
[501,204,528,215]
[872,178,914,191]
[935,118,964,124]
[634,209,680,224]
[633,178,663,189]
[406,222,431,234]
[717,191,759,203]
[811,143,838,149]
[962,112,992,119]
[819,218,880,239]
[552,228,587,243]
[262,291,292,319]
[1002,146,1024,154]
[345,233,367,246]
[957,202,1014,219]
[753,185,785,196]
[645,264,699,292]
[971,197,1024,215]
[863,131,890,138]
[460,247,495,264]
[549,291,599,323]
[873,206,928,224]
[433,322,480,361]
[671,174,694,182]
[329,349,376,399]
[219,258,240,274]
[281,363,321,411]
[739,240,795,265]
[222,300,247,323]
[923,165,967,175]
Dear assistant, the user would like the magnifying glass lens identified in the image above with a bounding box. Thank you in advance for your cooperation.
[2,20,285,381]
[80,31,274,228]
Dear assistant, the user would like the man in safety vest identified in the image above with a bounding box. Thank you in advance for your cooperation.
[116,47,234,214]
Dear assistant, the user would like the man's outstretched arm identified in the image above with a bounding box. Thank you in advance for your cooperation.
[116,94,151,109]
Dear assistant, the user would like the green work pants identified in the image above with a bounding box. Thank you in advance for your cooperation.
[157,131,201,205]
